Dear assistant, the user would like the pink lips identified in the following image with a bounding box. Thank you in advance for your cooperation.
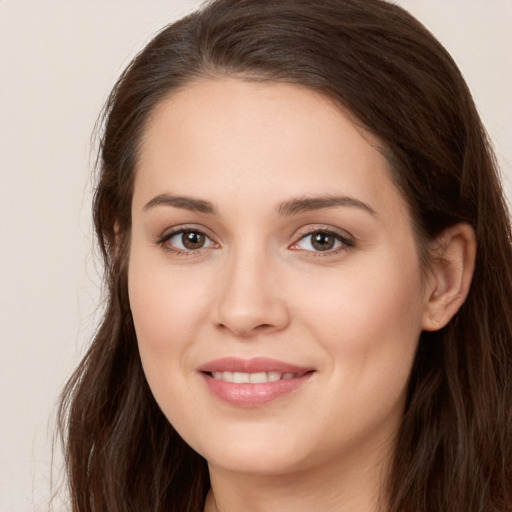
[198,357,314,407]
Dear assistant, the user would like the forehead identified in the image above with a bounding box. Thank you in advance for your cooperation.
[134,78,402,218]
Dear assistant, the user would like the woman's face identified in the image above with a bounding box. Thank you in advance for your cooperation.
[129,78,432,476]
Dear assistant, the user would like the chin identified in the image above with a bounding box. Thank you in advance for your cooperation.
[192,430,313,476]
[206,451,306,476]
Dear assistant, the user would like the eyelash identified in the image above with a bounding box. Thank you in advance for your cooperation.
[290,228,355,256]
[156,226,218,256]
[156,226,355,257]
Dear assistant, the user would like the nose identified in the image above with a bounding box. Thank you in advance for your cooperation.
[211,248,290,337]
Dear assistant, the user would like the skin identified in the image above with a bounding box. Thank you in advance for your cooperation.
[128,78,475,512]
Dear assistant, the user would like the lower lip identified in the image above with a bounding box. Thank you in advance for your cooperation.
[201,373,314,407]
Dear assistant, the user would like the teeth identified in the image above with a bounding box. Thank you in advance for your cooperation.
[211,371,299,383]
[215,371,233,382]
[249,372,267,383]
[233,372,249,383]
[267,371,281,382]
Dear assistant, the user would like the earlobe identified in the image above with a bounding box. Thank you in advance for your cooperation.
[422,223,476,332]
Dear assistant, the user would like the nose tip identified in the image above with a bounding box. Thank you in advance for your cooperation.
[211,259,290,337]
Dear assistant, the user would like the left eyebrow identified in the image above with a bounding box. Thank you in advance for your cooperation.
[277,195,376,217]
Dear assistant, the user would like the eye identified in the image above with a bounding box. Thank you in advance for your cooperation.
[291,229,353,253]
[158,228,217,253]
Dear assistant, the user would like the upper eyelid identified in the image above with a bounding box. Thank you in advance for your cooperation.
[158,224,218,242]
[292,225,354,242]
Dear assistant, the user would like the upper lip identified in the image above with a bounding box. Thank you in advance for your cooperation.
[198,357,313,374]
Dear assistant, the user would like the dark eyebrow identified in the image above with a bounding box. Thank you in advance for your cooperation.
[143,194,217,214]
[278,195,376,217]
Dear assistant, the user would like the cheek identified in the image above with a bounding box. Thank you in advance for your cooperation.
[297,250,425,380]
[127,255,215,421]
[291,255,424,448]
[127,250,210,369]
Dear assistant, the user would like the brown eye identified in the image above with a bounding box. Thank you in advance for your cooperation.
[181,230,205,250]
[292,229,352,254]
[160,229,216,253]
[311,232,336,251]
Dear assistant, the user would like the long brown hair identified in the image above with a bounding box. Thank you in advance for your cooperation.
[59,1,512,510]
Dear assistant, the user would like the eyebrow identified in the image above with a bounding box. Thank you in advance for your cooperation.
[277,195,376,217]
[143,194,217,214]
[143,193,376,217]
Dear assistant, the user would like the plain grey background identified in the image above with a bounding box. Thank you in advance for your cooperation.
[0,1,511,510]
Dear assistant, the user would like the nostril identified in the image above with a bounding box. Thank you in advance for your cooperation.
[255,323,273,330]
[214,321,275,337]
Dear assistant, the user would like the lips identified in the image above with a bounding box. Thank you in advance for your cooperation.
[198,357,315,407]
[199,356,312,373]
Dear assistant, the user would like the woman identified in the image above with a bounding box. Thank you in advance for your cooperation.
[59,0,512,510]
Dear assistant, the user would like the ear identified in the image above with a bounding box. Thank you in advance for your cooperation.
[422,223,476,332]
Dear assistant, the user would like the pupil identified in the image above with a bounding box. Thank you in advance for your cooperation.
[312,232,334,251]
[182,231,205,249]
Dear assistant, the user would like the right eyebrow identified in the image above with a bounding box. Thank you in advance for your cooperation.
[143,193,217,214]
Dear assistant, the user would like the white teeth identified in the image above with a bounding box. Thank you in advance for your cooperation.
[249,372,268,383]
[233,372,250,383]
[211,371,299,383]
[267,371,281,382]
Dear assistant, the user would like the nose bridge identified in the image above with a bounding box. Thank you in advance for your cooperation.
[212,240,289,336]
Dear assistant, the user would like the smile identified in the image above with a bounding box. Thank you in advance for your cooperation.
[211,371,303,383]
[198,357,315,407]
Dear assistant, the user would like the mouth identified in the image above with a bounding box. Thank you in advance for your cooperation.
[198,357,315,407]
[205,370,311,383]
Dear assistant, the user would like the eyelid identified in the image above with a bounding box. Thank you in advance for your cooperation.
[157,223,217,240]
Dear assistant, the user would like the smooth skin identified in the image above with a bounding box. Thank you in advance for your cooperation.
[128,78,476,512]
